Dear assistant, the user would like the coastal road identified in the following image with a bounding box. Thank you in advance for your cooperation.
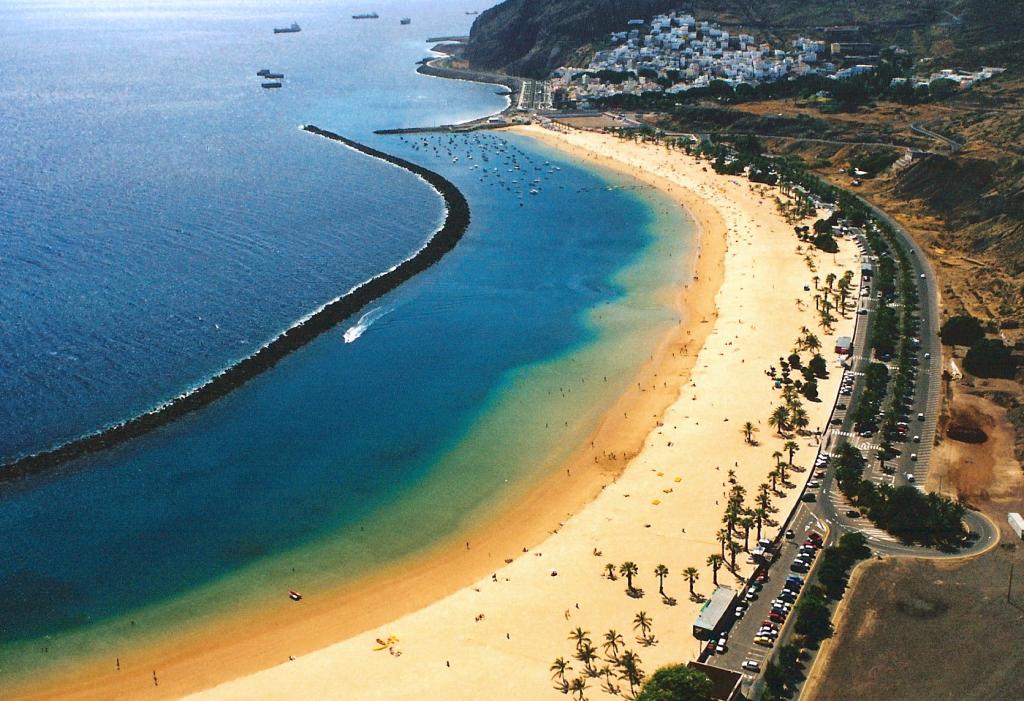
[708,217,994,698]
[856,196,943,489]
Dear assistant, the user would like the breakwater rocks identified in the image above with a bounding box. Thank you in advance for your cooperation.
[416,60,521,98]
[0,127,470,483]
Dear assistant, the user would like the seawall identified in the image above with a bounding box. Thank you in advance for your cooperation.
[0,127,470,483]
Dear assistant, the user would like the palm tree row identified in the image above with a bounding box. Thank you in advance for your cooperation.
[554,622,651,699]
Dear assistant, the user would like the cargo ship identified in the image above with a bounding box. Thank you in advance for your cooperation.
[273,22,301,33]
[261,82,283,89]
[352,12,379,19]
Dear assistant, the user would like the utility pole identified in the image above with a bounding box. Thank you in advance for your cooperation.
[1009,563,1015,605]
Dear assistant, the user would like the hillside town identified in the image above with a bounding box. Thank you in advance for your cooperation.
[544,12,1002,109]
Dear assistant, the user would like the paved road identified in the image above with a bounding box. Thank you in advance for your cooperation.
[910,122,964,153]
[705,220,997,697]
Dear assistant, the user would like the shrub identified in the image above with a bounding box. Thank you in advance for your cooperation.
[940,315,984,346]
[636,664,712,701]
[964,339,1017,379]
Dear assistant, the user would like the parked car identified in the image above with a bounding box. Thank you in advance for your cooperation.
[742,660,761,672]
[785,529,795,539]
[801,492,817,502]
[906,473,916,482]
[846,509,861,518]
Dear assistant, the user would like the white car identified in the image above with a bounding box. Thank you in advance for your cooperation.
[742,660,761,672]
[906,473,916,482]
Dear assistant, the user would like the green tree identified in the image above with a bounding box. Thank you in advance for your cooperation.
[741,421,758,444]
[795,593,833,642]
[965,339,1017,379]
[940,314,985,346]
[635,664,713,701]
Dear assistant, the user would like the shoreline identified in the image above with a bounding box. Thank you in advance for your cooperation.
[0,127,470,483]
[178,127,857,700]
[5,129,727,701]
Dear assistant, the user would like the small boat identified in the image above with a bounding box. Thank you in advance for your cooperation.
[263,72,284,79]
[352,12,379,19]
[400,17,411,25]
[274,22,301,34]
[289,590,303,601]
[257,69,270,77]
[261,81,283,89]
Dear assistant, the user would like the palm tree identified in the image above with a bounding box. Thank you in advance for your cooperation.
[604,562,617,580]
[576,641,599,676]
[551,657,573,683]
[653,564,669,596]
[804,333,821,354]
[768,405,790,434]
[633,611,653,640]
[772,450,784,468]
[791,406,810,434]
[825,272,836,290]
[682,566,699,595]
[738,514,755,551]
[619,561,639,593]
[706,554,724,585]
[812,275,820,290]
[784,439,800,467]
[769,466,780,492]
[602,630,624,661]
[716,528,730,559]
[569,627,591,654]
[569,676,588,701]
[617,650,644,697]
[752,506,767,540]
[727,540,743,571]
[741,421,758,444]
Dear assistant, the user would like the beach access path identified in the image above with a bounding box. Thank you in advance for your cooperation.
[173,127,860,701]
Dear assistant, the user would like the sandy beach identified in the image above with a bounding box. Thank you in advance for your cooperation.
[12,125,859,701]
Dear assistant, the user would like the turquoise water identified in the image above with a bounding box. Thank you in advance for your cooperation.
[0,0,697,680]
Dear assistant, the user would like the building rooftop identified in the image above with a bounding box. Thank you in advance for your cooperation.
[693,585,736,634]
[687,661,744,701]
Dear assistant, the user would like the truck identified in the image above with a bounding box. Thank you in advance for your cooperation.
[1009,512,1024,540]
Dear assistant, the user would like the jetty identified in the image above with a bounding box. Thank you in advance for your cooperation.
[0,129,471,483]
[375,59,524,135]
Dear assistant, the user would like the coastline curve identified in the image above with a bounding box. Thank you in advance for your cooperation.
[0,127,470,483]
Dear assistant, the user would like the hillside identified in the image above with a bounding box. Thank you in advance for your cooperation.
[466,0,959,79]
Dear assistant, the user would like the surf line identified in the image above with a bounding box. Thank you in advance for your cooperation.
[0,126,470,483]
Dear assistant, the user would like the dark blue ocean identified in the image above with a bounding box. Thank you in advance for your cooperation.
[0,0,696,680]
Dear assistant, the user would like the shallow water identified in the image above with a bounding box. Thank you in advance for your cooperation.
[0,0,698,682]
